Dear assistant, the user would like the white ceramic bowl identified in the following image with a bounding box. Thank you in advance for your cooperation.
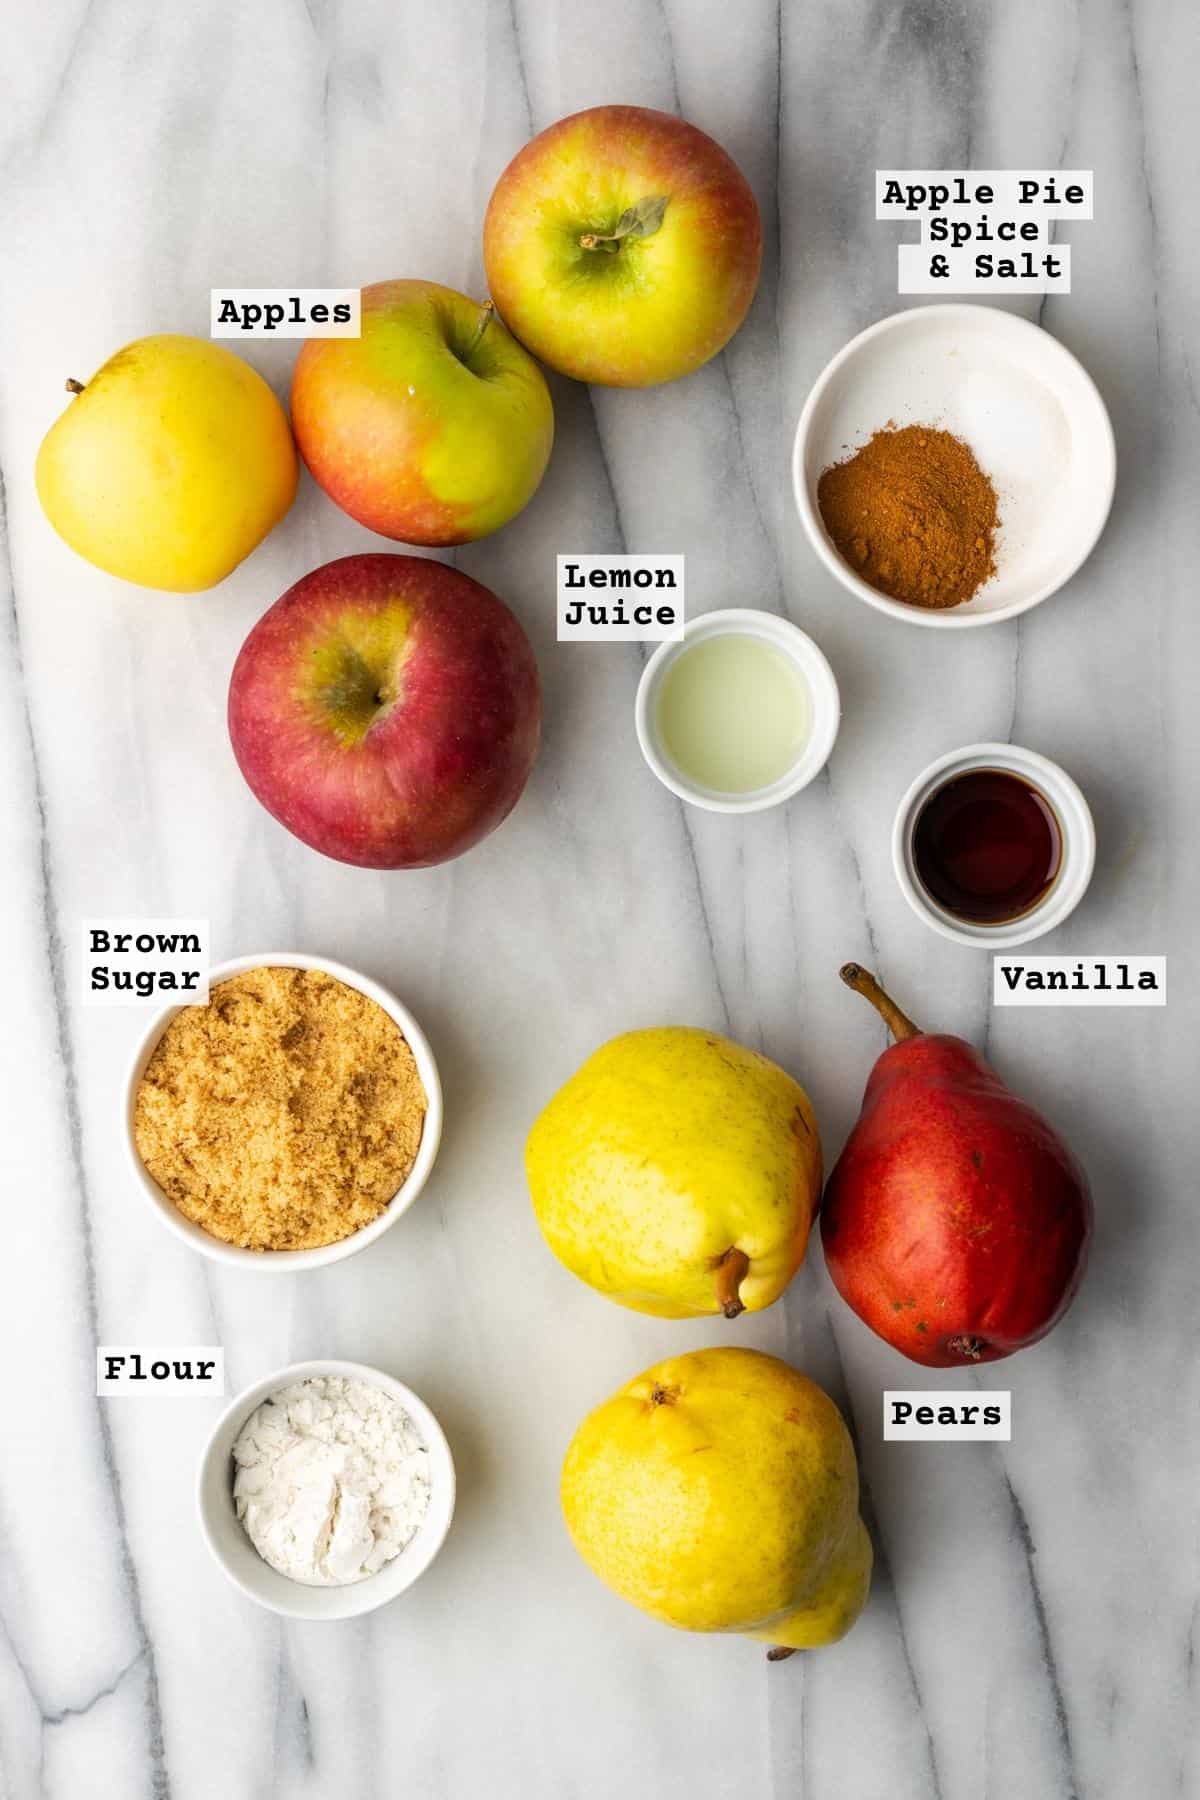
[634,607,840,814]
[892,742,1096,948]
[792,304,1116,627]
[198,1359,456,1620]
[125,952,443,1270]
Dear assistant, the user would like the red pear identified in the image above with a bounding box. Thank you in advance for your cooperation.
[821,964,1091,1367]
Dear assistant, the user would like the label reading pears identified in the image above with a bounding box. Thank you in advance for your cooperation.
[884,1392,1011,1441]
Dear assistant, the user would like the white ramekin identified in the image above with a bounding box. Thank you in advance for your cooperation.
[125,952,443,1270]
[792,304,1116,628]
[891,742,1096,948]
[197,1359,456,1620]
[634,607,840,814]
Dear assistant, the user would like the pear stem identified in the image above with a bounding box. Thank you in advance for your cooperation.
[714,1247,750,1319]
[65,378,85,394]
[766,1646,797,1662]
[839,963,921,1042]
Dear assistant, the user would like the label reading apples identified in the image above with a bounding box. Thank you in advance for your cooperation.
[210,289,361,338]
[82,918,209,1006]
[993,955,1166,1006]
[557,555,685,642]
[884,1392,1011,1441]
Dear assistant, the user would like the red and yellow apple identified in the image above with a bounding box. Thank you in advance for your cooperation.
[290,280,554,545]
[483,105,762,387]
[228,554,541,869]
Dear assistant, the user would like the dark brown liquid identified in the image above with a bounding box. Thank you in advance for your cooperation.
[913,768,1062,924]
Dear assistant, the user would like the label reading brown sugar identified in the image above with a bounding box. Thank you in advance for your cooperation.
[82,918,209,1005]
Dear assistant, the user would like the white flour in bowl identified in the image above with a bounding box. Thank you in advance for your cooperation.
[232,1375,432,1585]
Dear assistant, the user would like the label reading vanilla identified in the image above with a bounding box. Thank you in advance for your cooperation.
[81,918,209,1006]
[884,1391,1011,1442]
[993,955,1166,1007]
[557,555,685,642]
[97,1347,225,1396]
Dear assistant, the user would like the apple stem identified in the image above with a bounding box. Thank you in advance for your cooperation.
[465,300,494,358]
[714,1246,750,1319]
[839,963,921,1042]
[766,1646,797,1662]
[65,378,85,394]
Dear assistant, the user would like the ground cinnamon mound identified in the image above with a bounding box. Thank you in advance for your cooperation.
[817,424,999,610]
[134,966,426,1251]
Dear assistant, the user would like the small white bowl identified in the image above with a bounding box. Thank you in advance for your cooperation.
[792,304,1116,628]
[125,952,443,1270]
[892,742,1096,948]
[634,607,840,814]
[198,1359,456,1620]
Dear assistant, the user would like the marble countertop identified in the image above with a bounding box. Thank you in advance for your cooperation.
[0,3,1195,1797]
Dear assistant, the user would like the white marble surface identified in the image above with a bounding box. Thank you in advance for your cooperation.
[0,3,1196,1796]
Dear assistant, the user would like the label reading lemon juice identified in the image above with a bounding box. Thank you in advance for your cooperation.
[557,554,684,641]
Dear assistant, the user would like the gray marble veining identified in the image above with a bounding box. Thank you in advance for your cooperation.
[0,2,1196,1796]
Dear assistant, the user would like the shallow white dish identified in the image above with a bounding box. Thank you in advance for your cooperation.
[125,952,443,1271]
[634,607,840,814]
[892,742,1096,948]
[197,1359,456,1620]
[793,304,1116,628]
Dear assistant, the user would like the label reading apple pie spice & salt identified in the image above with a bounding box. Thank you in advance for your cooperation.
[884,1392,1011,1442]
[210,289,361,337]
[81,918,209,1006]
[876,170,1093,293]
[557,555,685,642]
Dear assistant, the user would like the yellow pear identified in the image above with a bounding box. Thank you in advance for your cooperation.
[525,1027,821,1318]
[36,334,297,591]
[561,1347,871,1655]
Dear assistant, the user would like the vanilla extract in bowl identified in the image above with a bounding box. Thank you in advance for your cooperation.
[912,768,1062,925]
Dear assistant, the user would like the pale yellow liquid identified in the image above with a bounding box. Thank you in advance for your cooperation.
[655,633,812,795]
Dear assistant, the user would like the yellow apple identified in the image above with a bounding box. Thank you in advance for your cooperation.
[483,105,762,386]
[35,334,297,592]
[290,280,554,546]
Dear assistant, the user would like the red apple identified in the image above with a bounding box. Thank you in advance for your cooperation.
[228,554,541,869]
[483,105,762,387]
[291,279,554,545]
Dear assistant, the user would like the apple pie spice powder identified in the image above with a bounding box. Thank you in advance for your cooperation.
[134,966,427,1251]
[817,424,999,610]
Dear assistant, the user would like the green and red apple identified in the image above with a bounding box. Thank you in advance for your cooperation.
[228,554,541,869]
[483,105,762,387]
[291,280,553,545]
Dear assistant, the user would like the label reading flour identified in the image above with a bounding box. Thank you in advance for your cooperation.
[97,1347,225,1396]
[210,288,360,337]
[82,918,209,1006]
[993,955,1166,1007]
[884,1391,1011,1442]
[557,555,685,642]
